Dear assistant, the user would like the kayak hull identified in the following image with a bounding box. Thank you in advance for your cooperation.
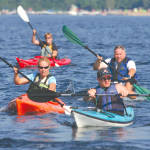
[13,94,65,115]
[72,107,134,127]
[16,56,71,68]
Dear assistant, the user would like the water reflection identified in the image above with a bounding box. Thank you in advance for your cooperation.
[14,114,73,142]
[72,126,127,141]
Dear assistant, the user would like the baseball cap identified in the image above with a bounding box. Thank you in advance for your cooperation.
[97,68,112,79]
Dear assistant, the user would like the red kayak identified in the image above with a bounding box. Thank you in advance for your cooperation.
[16,56,71,68]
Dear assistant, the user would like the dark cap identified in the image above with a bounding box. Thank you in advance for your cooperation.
[97,68,111,79]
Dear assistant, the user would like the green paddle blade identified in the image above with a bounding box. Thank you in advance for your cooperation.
[134,84,150,100]
[62,25,85,47]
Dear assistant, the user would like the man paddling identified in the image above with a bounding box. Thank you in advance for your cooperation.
[7,57,56,112]
[93,45,136,98]
[32,29,58,58]
[86,68,129,115]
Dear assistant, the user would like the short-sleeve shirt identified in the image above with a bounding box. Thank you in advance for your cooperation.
[26,72,56,85]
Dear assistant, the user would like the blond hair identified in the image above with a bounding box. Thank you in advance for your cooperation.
[44,33,53,39]
[38,57,50,66]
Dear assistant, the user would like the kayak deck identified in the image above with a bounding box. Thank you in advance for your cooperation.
[72,107,134,127]
[15,94,65,115]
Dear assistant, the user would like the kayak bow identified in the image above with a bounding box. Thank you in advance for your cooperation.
[10,94,66,115]
[72,107,134,127]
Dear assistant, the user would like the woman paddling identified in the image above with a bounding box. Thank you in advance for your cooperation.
[32,29,58,58]
[7,57,56,112]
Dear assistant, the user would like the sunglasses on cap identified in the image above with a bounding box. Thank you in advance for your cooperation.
[38,66,49,69]
[100,75,111,81]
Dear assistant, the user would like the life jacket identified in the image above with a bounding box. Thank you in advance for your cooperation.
[29,73,51,89]
[109,57,136,82]
[27,73,54,102]
[96,83,124,115]
[40,41,56,57]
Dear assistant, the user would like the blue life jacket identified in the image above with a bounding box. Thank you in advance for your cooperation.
[109,57,136,82]
[96,83,124,115]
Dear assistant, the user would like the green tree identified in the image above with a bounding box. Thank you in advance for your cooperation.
[1,0,150,11]
[105,0,115,9]
[142,0,150,9]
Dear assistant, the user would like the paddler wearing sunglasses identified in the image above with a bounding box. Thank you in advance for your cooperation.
[93,45,136,98]
[13,56,56,92]
[86,68,129,115]
[6,57,56,112]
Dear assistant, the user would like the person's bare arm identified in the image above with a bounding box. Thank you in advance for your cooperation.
[128,68,136,78]
[49,83,56,91]
[14,67,29,85]
[32,29,40,45]
[115,84,129,97]
[52,50,58,58]
[83,88,97,102]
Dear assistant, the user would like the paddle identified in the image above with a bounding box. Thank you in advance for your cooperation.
[17,5,59,67]
[133,84,150,100]
[62,25,150,100]
[26,89,150,98]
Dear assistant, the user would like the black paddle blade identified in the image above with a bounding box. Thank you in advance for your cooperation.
[27,88,61,102]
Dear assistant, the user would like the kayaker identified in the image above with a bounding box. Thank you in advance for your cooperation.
[7,57,56,111]
[86,68,129,115]
[14,56,56,91]
[32,29,58,58]
[93,45,136,98]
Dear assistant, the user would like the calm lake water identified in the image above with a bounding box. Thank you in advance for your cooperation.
[0,14,150,150]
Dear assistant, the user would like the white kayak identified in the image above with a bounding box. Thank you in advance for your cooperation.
[72,107,134,128]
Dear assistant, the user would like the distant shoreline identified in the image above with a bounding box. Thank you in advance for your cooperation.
[1,8,150,16]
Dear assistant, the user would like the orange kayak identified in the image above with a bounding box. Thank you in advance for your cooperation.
[14,94,65,115]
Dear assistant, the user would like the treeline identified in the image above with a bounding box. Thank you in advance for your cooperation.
[1,0,150,11]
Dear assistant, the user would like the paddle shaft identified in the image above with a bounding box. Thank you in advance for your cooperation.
[59,93,150,97]
[31,90,150,97]
[28,22,41,43]
[0,57,33,83]
[84,46,97,57]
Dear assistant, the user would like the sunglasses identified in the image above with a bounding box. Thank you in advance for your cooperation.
[38,66,49,69]
[101,75,111,81]
[45,37,52,39]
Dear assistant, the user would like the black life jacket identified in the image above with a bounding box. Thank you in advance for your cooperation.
[27,73,56,102]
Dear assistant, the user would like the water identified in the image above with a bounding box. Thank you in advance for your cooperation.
[0,14,150,149]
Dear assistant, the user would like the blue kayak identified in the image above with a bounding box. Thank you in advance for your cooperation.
[72,107,134,127]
